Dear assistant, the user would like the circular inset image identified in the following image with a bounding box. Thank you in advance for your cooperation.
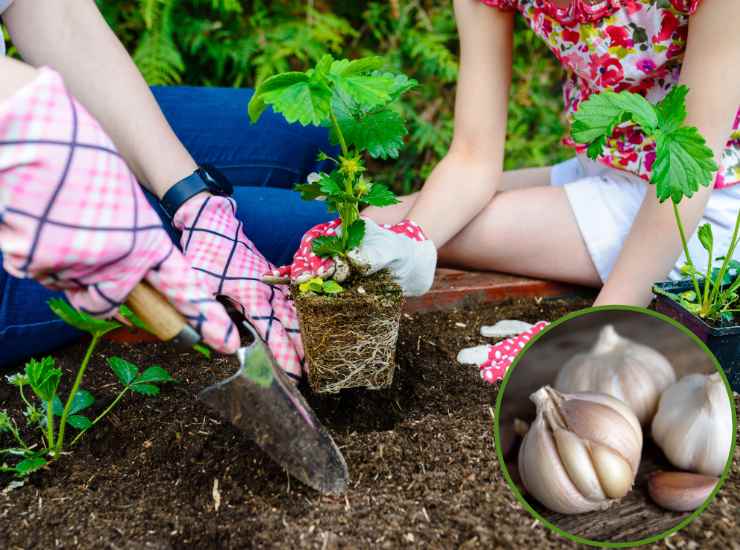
[494,307,737,547]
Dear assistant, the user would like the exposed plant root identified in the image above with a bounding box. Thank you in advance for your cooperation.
[293,271,403,394]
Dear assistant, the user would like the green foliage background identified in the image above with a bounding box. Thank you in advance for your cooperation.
[7,1,571,192]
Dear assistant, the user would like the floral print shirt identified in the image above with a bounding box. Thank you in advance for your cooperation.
[480,0,740,188]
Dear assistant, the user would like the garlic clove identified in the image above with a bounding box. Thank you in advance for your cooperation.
[648,471,718,512]
[553,428,606,501]
[558,393,642,474]
[589,442,634,498]
[519,415,607,514]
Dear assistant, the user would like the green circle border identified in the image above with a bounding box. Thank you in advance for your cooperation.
[492,305,738,548]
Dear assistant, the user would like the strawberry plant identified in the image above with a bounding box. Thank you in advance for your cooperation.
[248,54,416,283]
[248,54,414,393]
[572,86,739,323]
[0,300,174,481]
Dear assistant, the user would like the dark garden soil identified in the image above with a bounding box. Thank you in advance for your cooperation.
[1,296,738,549]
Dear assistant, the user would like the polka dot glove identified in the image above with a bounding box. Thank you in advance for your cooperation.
[0,68,239,354]
[173,193,305,381]
[458,321,549,384]
[266,218,437,297]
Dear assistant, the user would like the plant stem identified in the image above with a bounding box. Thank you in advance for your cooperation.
[672,202,702,300]
[702,237,713,317]
[45,398,55,453]
[69,387,129,448]
[54,334,100,456]
[329,108,349,158]
[709,211,740,305]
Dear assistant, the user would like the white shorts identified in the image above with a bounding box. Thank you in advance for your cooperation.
[551,156,740,283]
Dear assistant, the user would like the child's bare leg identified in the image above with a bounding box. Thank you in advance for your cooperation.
[439,186,600,286]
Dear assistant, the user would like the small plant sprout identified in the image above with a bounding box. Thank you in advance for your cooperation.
[0,300,174,480]
[248,54,417,291]
[572,86,739,323]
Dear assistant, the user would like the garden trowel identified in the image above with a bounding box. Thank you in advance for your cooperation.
[125,282,349,495]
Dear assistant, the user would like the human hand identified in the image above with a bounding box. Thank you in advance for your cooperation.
[0,68,239,353]
[266,218,437,297]
[458,321,549,383]
[173,193,304,381]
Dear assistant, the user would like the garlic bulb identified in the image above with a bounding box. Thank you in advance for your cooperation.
[651,373,733,476]
[555,325,676,424]
[518,386,643,514]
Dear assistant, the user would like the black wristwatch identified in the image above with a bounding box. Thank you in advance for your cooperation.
[160,164,234,219]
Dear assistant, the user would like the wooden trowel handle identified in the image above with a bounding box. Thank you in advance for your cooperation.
[126,282,200,346]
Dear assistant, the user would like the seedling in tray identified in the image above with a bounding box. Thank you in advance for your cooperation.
[572,86,739,324]
[0,300,174,483]
[249,55,416,393]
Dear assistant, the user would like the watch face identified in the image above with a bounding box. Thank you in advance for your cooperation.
[201,165,233,196]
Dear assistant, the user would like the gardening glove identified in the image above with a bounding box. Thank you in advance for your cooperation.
[266,218,437,297]
[458,321,549,383]
[0,68,239,354]
[173,193,305,381]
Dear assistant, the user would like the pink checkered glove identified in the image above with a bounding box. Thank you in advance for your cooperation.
[0,68,239,354]
[458,321,549,384]
[266,218,437,297]
[173,194,304,381]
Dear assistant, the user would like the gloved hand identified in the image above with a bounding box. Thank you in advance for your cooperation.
[266,218,437,297]
[0,68,239,354]
[173,193,304,381]
[458,321,549,383]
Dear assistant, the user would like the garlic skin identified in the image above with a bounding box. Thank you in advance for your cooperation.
[554,325,676,425]
[651,373,733,477]
[518,386,643,514]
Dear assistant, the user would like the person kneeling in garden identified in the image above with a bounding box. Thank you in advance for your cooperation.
[276,0,740,381]
[0,0,436,376]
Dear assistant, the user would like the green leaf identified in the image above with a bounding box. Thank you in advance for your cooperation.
[299,277,326,294]
[192,344,212,360]
[652,126,718,203]
[67,415,92,431]
[655,85,688,133]
[107,357,139,386]
[571,91,658,145]
[317,172,346,200]
[322,280,344,295]
[65,389,95,416]
[330,56,385,77]
[25,357,61,403]
[383,72,418,101]
[312,235,345,258]
[698,224,714,253]
[14,456,47,476]
[249,72,310,123]
[5,373,29,387]
[345,220,366,250]
[0,411,12,433]
[329,73,395,111]
[586,136,606,160]
[118,305,150,332]
[48,299,120,336]
[258,77,332,127]
[137,366,174,384]
[294,182,325,201]
[129,383,160,396]
[338,110,408,159]
[361,184,399,207]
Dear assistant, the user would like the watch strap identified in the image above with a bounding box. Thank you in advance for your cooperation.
[160,166,232,219]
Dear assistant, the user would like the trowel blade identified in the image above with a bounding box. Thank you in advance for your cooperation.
[197,321,348,495]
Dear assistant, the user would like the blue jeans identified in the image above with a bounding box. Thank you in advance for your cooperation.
[0,86,336,369]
